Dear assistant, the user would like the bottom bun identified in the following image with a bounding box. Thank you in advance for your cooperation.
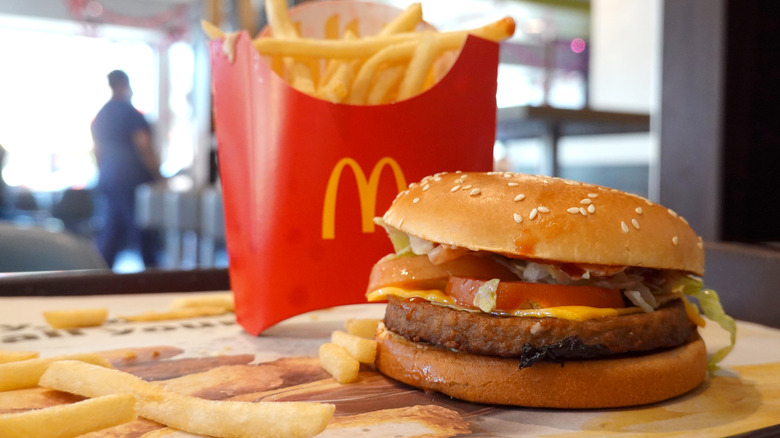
[375,325,708,408]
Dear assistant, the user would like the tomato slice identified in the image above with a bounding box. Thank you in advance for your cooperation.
[367,254,518,293]
[445,277,626,311]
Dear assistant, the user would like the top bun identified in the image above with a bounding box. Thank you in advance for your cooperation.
[382,172,704,275]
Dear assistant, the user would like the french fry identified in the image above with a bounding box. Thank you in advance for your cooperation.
[118,305,228,322]
[254,31,419,59]
[319,342,360,383]
[139,429,177,438]
[377,2,423,36]
[42,308,108,329]
[343,18,360,38]
[39,360,334,438]
[170,292,234,312]
[324,13,340,39]
[264,0,317,94]
[265,0,297,38]
[331,330,377,364]
[0,393,136,438]
[319,14,342,90]
[397,31,440,101]
[0,350,38,364]
[320,29,361,103]
[201,19,225,40]
[367,65,405,105]
[348,40,417,104]
[345,318,380,339]
[0,353,111,392]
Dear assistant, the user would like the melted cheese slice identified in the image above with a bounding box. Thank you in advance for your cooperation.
[367,287,643,322]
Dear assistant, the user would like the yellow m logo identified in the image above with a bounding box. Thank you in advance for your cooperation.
[322,157,407,240]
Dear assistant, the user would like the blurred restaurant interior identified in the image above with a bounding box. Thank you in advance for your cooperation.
[0,0,777,324]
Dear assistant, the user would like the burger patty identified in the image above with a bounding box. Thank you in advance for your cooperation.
[384,296,696,367]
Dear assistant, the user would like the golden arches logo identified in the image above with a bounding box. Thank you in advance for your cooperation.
[322,157,407,240]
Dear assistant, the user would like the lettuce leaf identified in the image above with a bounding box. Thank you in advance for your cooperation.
[374,217,412,257]
[675,276,737,373]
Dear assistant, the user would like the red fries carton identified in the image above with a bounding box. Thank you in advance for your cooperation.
[210,1,501,334]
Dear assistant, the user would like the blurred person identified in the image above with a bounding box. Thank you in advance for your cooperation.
[92,70,162,268]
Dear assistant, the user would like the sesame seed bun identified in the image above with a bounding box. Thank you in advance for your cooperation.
[375,324,708,408]
[382,172,704,275]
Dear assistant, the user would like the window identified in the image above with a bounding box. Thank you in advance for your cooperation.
[0,20,157,192]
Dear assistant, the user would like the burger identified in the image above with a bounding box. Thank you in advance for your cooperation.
[366,171,734,408]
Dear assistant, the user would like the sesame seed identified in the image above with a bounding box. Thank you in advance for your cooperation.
[672,236,679,245]
[567,207,580,214]
[621,221,629,233]
[408,182,417,189]
[580,198,592,205]
[530,208,538,220]
[513,213,523,223]
[632,218,640,229]
[412,197,420,204]
[635,207,643,214]
[469,188,481,196]
[398,218,404,226]
[422,184,430,191]
[588,204,596,214]
[462,184,473,190]
[507,182,519,187]
[433,175,442,182]
[668,209,678,218]
[680,216,689,225]
[580,207,588,216]
[588,193,599,198]
[503,173,512,178]
[451,185,461,192]
[538,206,550,213]
[514,194,526,202]
[461,174,468,179]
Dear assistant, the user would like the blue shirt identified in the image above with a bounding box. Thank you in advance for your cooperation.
[91,99,154,192]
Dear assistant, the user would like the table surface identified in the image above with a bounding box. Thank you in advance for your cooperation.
[2,291,779,437]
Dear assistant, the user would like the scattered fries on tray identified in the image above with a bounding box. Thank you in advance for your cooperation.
[0,352,112,391]
[205,0,514,105]
[319,319,381,383]
[118,305,229,322]
[39,292,235,328]
[0,349,38,364]
[39,360,334,438]
[43,308,108,329]
[0,393,136,438]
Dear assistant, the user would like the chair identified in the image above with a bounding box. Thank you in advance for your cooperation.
[52,188,96,238]
[0,222,108,272]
